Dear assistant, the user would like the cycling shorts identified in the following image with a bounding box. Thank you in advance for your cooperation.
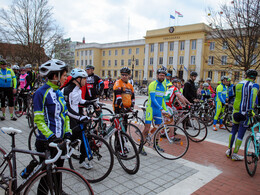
[0,87,14,107]
[145,106,162,125]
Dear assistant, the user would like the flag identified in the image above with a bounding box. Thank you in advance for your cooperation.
[178,14,183,17]
[170,15,175,19]
[175,10,183,17]
[184,66,188,72]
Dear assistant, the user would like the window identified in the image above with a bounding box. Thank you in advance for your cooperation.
[81,51,83,56]
[114,60,117,66]
[102,51,105,56]
[128,59,131,66]
[180,41,185,50]
[149,57,153,65]
[135,70,138,78]
[77,60,79,65]
[221,71,226,77]
[108,70,111,77]
[191,40,196,50]
[208,71,212,79]
[159,57,163,65]
[81,60,83,66]
[178,71,183,79]
[108,60,111,66]
[143,59,145,66]
[128,48,132,55]
[179,56,184,65]
[223,41,228,50]
[89,59,92,65]
[114,70,117,77]
[102,70,105,77]
[169,57,173,65]
[221,56,227,65]
[135,59,139,66]
[251,54,257,65]
[210,42,215,50]
[160,43,164,52]
[150,44,154,52]
[89,50,92,55]
[77,52,79,56]
[149,70,153,78]
[108,50,111,56]
[136,48,139,54]
[85,50,88,55]
[85,60,87,65]
[169,42,174,51]
[121,59,124,66]
[190,56,196,65]
[121,49,125,55]
[234,72,240,81]
[115,50,118,56]
[102,60,105,67]
[208,56,214,65]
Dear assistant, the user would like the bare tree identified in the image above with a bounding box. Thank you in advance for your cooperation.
[207,0,260,72]
[0,0,64,66]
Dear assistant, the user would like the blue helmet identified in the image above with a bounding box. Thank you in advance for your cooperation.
[70,68,87,79]
[166,73,171,77]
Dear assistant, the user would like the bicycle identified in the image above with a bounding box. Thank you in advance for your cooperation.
[143,114,189,160]
[244,111,260,177]
[0,127,94,194]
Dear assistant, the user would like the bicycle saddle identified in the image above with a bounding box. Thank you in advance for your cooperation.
[1,127,22,134]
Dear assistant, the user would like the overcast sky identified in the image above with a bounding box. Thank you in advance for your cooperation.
[0,0,224,44]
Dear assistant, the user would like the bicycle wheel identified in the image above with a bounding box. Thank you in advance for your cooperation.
[0,147,12,194]
[112,131,140,174]
[127,120,144,153]
[107,88,113,101]
[244,135,258,177]
[28,127,38,151]
[69,134,114,183]
[154,125,189,160]
[14,97,23,118]
[24,167,94,195]
[182,116,200,137]
[224,113,233,132]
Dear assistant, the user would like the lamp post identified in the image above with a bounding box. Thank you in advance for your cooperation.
[131,55,135,80]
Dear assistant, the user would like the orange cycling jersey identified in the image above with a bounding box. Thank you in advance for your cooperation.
[113,79,135,110]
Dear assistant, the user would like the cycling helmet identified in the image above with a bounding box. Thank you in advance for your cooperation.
[25,64,32,69]
[20,67,26,71]
[246,69,258,79]
[12,65,20,70]
[161,66,167,72]
[227,78,231,81]
[172,78,180,83]
[190,71,198,77]
[166,73,171,77]
[221,76,229,81]
[86,65,95,70]
[120,67,131,74]
[70,68,87,79]
[203,83,209,87]
[206,78,212,81]
[39,59,68,77]
[157,68,167,75]
[0,59,7,65]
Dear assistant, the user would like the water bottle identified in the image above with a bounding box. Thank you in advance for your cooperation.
[256,133,260,143]
[20,160,38,179]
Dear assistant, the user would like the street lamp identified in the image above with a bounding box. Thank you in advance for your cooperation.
[131,55,135,80]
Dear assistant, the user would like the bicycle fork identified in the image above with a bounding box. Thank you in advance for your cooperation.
[82,131,93,161]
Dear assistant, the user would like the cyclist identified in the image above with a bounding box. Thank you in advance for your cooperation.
[103,78,109,100]
[12,65,20,88]
[24,64,36,89]
[183,71,199,103]
[206,77,215,96]
[18,67,30,115]
[0,59,17,121]
[165,73,173,89]
[227,78,235,104]
[141,68,168,155]
[213,76,229,131]
[113,67,135,113]
[201,83,211,101]
[62,68,92,169]
[226,70,259,161]
[81,65,104,112]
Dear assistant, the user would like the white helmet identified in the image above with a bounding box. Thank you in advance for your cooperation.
[39,59,67,77]
[12,65,20,70]
[203,82,209,87]
[70,68,87,79]
[206,78,212,81]
[25,64,32,69]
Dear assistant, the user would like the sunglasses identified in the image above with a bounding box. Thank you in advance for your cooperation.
[121,74,128,77]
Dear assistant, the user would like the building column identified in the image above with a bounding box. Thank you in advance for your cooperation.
[214,71,218,83]
[144,44,149,80]
[163,42,168,68]
[153,43,158,79]
[183,40,190,81]
[204,71,206,80]
[196,39,203,81]
[79,50,82,68]
[173,41,179,76]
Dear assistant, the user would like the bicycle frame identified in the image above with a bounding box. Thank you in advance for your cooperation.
[248,117,260,158]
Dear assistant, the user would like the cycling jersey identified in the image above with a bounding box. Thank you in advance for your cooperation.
[0,68,17,88]
[81,73,104,100]
[25,71,35,89]
[104,80,109,89]
[201,89,211,101]
[145,80,167,125]
[20,73,30,90]
[163,79,173,90]
[33,81,71,141]
[113,79,135,112]
[165,85,180,107]
[228,84,235,103]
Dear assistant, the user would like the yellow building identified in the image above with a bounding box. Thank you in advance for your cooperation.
[75,23,260,84]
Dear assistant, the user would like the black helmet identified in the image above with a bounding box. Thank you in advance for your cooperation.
[172,78,180,83]
[120,67,131,74]
[86,65,95,70]
[190,71,198,77]
[157,68,167,75]
[0,59,7,65]
[246,69,258,79]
